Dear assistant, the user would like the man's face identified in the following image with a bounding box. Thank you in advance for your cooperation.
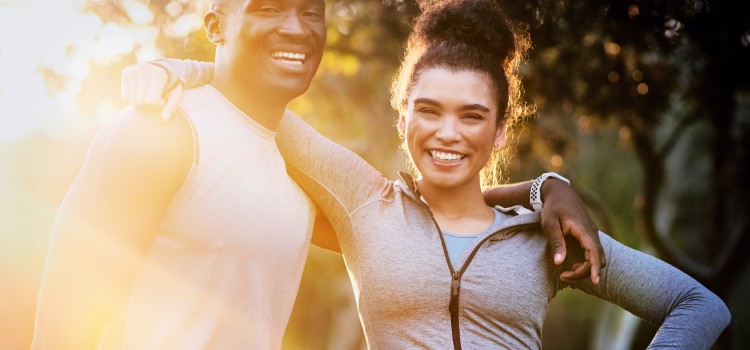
[218,0,326,99]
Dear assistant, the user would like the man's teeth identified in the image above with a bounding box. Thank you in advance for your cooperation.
[429,150,466,163]
[271,52,306,60]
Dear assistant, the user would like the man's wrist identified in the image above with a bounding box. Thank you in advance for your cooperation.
[540,178,568,203]
[530,172,571,212]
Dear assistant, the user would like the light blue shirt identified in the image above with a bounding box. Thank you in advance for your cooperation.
[441,209,504,266]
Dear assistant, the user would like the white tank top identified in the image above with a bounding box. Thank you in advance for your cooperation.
[99,85,315,349]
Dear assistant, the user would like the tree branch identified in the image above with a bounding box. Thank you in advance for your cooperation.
[657,114,699,159]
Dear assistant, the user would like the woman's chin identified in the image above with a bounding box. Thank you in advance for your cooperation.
[420,172,472,190]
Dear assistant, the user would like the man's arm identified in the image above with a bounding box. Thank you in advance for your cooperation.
[32,107,193,350]
[483,179,606,283]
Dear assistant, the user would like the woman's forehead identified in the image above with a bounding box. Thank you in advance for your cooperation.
[409,68,496,110]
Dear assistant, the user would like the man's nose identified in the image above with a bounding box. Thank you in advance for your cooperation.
[278,12,309,40]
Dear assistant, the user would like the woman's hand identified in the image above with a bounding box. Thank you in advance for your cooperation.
[122,62,184,122]
[540,179,606,284]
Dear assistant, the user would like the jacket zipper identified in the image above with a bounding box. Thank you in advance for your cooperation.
[414,191,535,350]
[415,197,462,350]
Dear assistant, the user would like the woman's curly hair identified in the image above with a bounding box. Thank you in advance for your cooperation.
[391,0,534,188]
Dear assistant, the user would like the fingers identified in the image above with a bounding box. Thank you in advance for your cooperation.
[569,224,604,284]
[560,261,591,281]
[146,78,167,107]
[135,73,150,106]
[162,83,183,122]
[122,66,132,101]
[128,69,139,105]
[541,213,567,265]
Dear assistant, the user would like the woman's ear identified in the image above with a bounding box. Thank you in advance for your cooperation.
[204,11,223,44]
[494,114,508,148]
[398,113,406,136]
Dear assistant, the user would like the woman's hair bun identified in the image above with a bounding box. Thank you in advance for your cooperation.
[417,0,516,62]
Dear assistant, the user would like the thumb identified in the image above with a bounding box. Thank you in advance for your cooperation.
[541,213,567,265]
[162,83,184,122]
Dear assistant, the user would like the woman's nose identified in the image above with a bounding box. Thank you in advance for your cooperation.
[434,117,461,143]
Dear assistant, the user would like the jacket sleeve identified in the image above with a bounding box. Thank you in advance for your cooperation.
[274,112,392,239]
[151,59,215,89]
[564,233,731,349]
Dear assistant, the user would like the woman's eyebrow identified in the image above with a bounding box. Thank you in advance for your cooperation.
[460,103,490,112]
[413,97,441,107]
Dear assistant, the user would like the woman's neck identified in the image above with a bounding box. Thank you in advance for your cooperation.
[417,176,496,235]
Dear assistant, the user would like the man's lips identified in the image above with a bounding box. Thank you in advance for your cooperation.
[270,51,307,66]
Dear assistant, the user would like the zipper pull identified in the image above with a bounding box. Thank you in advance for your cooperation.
[449,272,460,312]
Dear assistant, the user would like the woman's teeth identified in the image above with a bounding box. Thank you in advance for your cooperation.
[429,150,466,163]
[271,52,305,66]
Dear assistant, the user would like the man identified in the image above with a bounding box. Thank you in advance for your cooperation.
[33,0,603,349]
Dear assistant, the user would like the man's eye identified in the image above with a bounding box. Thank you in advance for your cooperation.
[303,9,323,18]
[418,108,437,114]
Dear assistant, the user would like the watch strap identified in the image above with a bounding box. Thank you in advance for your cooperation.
[147,60,181,96]
[530,172,571,212]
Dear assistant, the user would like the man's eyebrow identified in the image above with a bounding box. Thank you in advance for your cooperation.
[460,103,491,113]
[413,97,442,107]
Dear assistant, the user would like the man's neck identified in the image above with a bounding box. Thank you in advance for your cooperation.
[210,70,288,132]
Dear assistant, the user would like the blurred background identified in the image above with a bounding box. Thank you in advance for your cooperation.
[1,0,749,349]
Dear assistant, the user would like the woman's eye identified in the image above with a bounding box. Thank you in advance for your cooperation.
[464,114,485,120]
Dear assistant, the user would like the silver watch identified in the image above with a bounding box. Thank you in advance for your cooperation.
[530,172,570,212]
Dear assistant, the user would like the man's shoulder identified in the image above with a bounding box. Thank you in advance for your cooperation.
[90,106,193,172]
[180,85,214,109]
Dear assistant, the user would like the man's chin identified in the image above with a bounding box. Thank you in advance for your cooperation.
[264,80,312,101]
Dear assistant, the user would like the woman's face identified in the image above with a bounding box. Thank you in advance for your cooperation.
[399,68,506,190]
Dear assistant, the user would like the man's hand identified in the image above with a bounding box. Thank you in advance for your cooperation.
[483,179,607,284]
[540,179,606,284]
[122,62,184,122]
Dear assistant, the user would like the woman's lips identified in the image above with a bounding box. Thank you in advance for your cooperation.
[427,150,466,168]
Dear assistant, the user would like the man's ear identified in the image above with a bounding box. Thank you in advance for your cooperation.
[494,114,507,148]
[397,112,406,136]
[205,11,223,44]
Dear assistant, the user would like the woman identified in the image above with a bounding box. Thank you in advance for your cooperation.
[125,0,730,348]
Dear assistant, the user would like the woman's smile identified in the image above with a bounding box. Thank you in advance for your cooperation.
[428,149,467,165]
[400,68,505,190]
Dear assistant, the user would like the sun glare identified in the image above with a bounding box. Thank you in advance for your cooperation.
[0,0,208,142]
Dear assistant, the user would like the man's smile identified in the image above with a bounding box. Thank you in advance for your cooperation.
[270,51,306,66]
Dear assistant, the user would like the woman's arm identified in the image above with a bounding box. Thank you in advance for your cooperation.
[122,59,214,121]
[565,233,731,348]
[275,112,392,235]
